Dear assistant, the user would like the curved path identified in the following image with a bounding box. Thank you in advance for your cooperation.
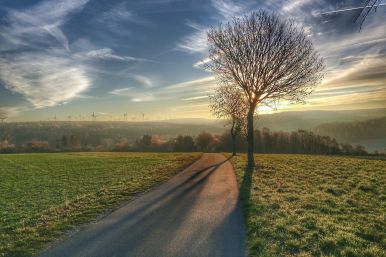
[39,153,247,257]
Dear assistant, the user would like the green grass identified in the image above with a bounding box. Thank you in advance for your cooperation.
[230,154,385,257]
[0,152,201,257]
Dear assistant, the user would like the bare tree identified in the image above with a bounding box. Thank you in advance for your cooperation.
[210,85,247,156]
[207,11,324,167]
[0,109,8,123]
[355,0,382,30]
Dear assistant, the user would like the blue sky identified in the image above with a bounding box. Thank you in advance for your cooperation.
[0,0,385,121]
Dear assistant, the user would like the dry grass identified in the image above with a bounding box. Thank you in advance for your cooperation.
[0,152,201,257]
[230,154,385,257]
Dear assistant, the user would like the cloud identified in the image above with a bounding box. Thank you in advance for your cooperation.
[176,0,247,54]
[163,76,216,92]
[0,0,91,108]
[109,87,154,102]
[321,57,386,89]
[97,3,150,36]
[109,76,217,103]
[211,0,245,19]
[82,48,150,62]
[182,96,209,101]
[0,54,90,108]
[129,74,153,88]
[193,57,212,69]
[0,0,89,51]
[176,21,208,53]
[282,0,313,13]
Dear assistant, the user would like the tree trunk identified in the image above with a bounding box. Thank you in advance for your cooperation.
[247,105,255,167]
[230,120,237,156]
[232,134,237,156]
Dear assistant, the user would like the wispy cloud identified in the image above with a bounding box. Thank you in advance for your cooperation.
[109,76,216,103]
[0,0,91,109]
[97,2,151,36]
[282,0,313,13]
[193,57,212,70]
[129,74,153,88]
[0,54,90,108]
[0,0,153,111]
[0,0,89,51]
[182,95,209,101]
[211,0,246,19]
[80,48,150,62]
[105,3,150,24]
[176,0,247,54]
[109,87,154,102]
[176,21,208,53]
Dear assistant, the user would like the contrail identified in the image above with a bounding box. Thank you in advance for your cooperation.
[316,2,385,16]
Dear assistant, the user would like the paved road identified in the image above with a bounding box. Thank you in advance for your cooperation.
[39,153,247,257]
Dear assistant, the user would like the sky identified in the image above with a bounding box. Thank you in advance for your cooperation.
[0,0,385,121]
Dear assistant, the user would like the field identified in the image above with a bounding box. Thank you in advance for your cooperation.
[0,152,201,257]
[230,154,385,257]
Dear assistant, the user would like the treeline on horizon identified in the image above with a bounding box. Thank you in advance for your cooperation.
[314,116,386,143]
[0,126,375,156]
[1,115,385,150]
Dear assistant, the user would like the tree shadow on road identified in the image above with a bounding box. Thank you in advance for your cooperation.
[239,165,254,219]
[39,156,236,257]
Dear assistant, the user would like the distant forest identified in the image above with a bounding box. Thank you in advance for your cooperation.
[0,121,378,155]
[313,116,386,152]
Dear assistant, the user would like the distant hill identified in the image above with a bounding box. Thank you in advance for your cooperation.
[255,108,386,131]
[166,109,386,130]
[253,109,386,153]
[313,117,386,153]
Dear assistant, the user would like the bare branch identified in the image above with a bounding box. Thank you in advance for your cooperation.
[210,85,247,134]
[210,84,247,154]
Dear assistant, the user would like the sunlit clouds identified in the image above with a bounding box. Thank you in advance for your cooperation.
[0,0,385,121]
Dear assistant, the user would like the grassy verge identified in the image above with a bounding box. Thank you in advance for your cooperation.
[230,154,385,257]
[0,152,201,257]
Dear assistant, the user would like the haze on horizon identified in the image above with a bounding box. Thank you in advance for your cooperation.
[0,0,385,122]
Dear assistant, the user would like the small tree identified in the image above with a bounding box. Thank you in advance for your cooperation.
[174,135,195,152]
[210,85,247,156]
[196,132,214,152]
[207,11,324,167]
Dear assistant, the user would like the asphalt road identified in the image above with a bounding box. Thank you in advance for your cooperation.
[39,153,247,257]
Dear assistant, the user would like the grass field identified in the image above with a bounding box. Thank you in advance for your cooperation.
[0,152,201,257]
[230,154,385,257]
